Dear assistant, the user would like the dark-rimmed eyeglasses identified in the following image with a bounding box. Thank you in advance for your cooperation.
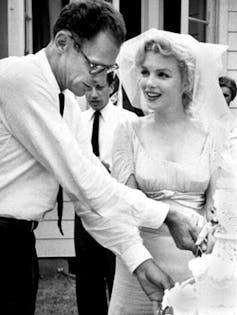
[71,36,119,75]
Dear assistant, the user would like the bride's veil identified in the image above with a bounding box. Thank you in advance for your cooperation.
[116,28,232,129]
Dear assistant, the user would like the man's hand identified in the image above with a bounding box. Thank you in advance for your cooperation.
[134,259,174,305]
[165,204,205,255]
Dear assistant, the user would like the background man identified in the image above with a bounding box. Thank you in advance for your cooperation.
[74,72,136,315]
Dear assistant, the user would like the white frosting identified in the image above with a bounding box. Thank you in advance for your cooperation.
[162,127,237,314]
[162,281,197,315]
[163,232,237,314]
[190,235,237,308]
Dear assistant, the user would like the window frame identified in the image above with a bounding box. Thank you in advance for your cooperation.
[181,0,218,43]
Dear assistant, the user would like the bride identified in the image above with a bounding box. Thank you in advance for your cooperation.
[108,29,232,315]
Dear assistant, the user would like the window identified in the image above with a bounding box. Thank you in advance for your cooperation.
[189,0,207,41]
[181,0,217,43]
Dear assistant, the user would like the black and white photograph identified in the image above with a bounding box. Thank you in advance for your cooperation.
[0,1,237,315]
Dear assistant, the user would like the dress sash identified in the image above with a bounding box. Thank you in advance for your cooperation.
[146,189,205,211]
[140,190,205,235]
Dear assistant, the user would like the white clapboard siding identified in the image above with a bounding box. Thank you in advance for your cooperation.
[35,193,75,257]
[228,33,237,50]
[228,12,237,31]
[231,108,237,117]
[227,1,237,111]
[227,52,237,69]
[229,0,237,11]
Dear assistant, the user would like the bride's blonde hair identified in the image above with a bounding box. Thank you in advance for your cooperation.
[135,37,195,112]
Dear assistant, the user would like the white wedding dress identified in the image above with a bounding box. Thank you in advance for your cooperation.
[108,119,222,315]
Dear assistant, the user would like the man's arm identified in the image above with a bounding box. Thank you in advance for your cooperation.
[2,71,202,300]
[78,173,203,303]
[79,199,203,302]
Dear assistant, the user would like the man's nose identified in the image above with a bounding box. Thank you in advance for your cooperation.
[91,87,99,98]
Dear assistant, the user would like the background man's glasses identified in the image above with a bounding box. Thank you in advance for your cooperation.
[71,36,118,75]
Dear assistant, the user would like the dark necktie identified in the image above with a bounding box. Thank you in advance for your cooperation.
[57,92,65,235]
[91,111,101,157]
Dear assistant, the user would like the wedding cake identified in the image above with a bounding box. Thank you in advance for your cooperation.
[162,125,237,315]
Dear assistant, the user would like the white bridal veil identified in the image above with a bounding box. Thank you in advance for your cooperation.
[116,28,231,128]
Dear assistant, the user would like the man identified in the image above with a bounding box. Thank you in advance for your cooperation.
[0,1,202,314]
[74,73,136,315]
[219,76,237,106]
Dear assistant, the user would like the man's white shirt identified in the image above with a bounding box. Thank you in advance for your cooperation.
[0,49,169,272]
[82,101,136,171]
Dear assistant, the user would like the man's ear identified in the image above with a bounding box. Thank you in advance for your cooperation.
[109,82,115,96]
[54,30,73,52]
[182,79,189,93]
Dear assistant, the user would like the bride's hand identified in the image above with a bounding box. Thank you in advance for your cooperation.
[152,303,174,315]
[165,203,205,254]
[195,218,219,255]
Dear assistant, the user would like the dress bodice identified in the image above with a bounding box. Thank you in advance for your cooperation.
[112,118,223,213]
[134,131,210,193]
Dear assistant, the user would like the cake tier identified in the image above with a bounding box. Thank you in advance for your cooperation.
[190,233,237,308]
[162,232,237,314]
[162,280,237,315]
[162,280,197,315]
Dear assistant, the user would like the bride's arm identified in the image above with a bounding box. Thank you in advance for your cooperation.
[196,169,220,254]
[195,122,228,254]
[203,169,219,222]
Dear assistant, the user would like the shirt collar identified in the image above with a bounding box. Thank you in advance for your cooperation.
[35,49,61,95]
[88,100,114,122]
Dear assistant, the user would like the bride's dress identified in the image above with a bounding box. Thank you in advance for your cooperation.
[108,119,221,315]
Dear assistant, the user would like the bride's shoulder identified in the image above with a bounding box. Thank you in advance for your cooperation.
[114,115,141,137]
[202,120,229,152]
[189,117,225,138]
[127,115,153,135]
[186,118,206,139]
[206,120,229,138]
[124,114,145,128]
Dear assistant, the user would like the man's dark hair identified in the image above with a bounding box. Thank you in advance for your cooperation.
[106,72,116,86]
[219,76,237,102]
[53,0,126,47]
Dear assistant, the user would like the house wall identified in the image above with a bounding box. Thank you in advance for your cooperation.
[228,0,237,114]
[0,0,9,58]
[35,194,75,257]
[0,0,25,58]
[219,0,237,115]
[8,0,25,56]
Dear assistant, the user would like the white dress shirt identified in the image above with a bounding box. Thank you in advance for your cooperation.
[82,101,136,171]
[0,49,169,272]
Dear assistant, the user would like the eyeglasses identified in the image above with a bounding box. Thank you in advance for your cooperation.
[71,36,119,75]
